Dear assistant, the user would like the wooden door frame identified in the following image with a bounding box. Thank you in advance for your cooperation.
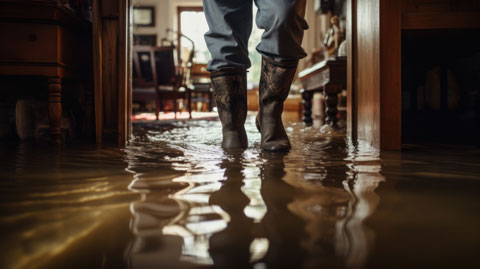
[346,0,357,141]
[92,0,132,145]
[346,0,401,150]
[92,0,401,148]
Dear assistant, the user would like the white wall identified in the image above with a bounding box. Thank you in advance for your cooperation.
[133,0,202,46]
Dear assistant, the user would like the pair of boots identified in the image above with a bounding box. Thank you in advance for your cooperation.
[210,57,298,151]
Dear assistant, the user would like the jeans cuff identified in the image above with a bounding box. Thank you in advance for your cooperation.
[210,68,248,78]
[262,56,299,69]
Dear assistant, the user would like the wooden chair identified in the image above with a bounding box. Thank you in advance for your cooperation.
[133,45,191,120]
[189,63,214,111]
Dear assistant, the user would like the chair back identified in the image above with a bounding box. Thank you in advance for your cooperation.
[133,45,178,88]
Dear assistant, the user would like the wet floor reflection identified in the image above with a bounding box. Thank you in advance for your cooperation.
[123,115,385,268]
[258,152,307,268]
[0,143,137,269]
[208,153,255,268]
[1,113,480,268]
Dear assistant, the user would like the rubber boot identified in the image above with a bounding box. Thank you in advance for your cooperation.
[256,57,298,151]
[211,69,248,149]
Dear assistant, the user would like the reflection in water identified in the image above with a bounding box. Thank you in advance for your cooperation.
[343,141,383,267]
[208,153,254,268]
[287,138,384,268]
[259,152,307,268]
[3,114,480,267]
[125,116,384,268]
[126,122,231,267]
[0,143,137,269]
[2,114,480,267]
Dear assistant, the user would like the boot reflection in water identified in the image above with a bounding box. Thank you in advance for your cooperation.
[208,153,254,268]
[208,152,307,268]
[203,0,308,151]
[259,152,307,267]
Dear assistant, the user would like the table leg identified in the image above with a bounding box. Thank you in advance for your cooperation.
[48,77,62,145]
[301,90,313,124]
[208,91,213,111]
[325,86,339,127]
[155,94,160,120]
[188,91,192,119]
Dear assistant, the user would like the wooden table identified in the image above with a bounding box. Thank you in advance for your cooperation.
[0,0,92,144]
[298,57,346,126]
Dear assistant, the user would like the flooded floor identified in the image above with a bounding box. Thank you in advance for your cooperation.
[1,112,480,268]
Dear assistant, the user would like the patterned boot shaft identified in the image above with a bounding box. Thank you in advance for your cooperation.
[210,71,248,148]
[257,57,298,151]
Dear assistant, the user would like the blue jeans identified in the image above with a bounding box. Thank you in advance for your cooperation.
[203,0,308,71]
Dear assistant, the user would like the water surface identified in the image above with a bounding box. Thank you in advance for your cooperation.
[1,113,479,268]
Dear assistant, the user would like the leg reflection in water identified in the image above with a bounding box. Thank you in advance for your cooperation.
[126,131,383,267]
[208,152,254,268]
[258,152,307,268]
[208,151,307,268]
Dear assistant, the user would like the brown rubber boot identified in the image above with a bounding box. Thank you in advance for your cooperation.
[256,57,298,151]
[211,69,248,149]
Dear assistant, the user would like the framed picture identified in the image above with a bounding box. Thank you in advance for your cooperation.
[133,6,155,27]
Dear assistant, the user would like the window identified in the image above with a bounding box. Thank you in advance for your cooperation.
[178,8,210,65]
[177,6,263,85]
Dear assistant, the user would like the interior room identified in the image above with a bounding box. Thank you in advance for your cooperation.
[0,0,479,268]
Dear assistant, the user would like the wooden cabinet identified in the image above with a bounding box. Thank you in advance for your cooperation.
[401,0,480,29]
[0,0,92,144]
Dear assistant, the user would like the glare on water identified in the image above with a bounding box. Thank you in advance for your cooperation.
[1,113,479,268]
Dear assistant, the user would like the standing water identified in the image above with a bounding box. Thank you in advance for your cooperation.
[1,113,479,268]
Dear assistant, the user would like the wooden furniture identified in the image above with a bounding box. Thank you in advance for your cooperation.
[298,58,346,127]
[347,0,480,149]
[189,63,214,112]
[133,45,191,120]
[0,0,93,145]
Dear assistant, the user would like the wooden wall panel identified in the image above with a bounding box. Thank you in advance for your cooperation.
[101,0,120,18]
[101,20,119,142]
[117,0,128,145]
[92,0,131,145]
[348,0,402,150]
[346,0,356,139]
[127,1,133,140]
[92,0,103,144]
[379,0,401,149]
[401,0,480,29]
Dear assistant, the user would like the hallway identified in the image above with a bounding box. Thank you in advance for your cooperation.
[1,114,479,268]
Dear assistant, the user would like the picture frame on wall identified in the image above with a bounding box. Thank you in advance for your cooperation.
[133,6,155,27]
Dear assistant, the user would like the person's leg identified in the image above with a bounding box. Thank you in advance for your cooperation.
[254,0,308,151]
[203,0,253,149]
[203,0,253,71]
[255,0,308,63]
